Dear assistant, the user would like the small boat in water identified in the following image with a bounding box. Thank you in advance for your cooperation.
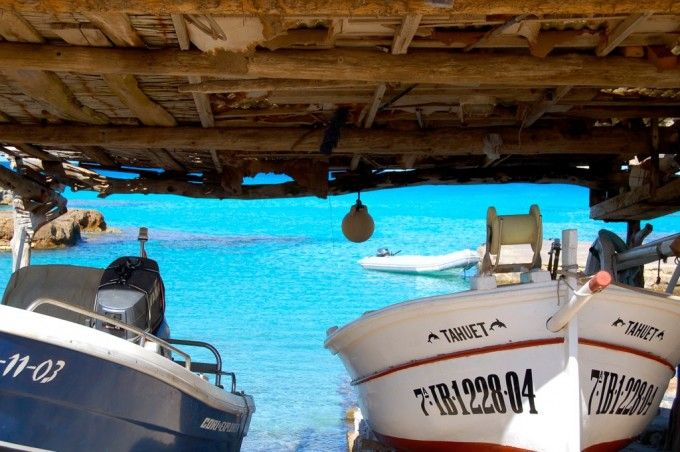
[358,248,480,274]
[0,229,254,451]
[327,205,680,451]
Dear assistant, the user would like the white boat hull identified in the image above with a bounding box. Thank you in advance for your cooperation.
[358,249,480,274]
[326,281,680,451]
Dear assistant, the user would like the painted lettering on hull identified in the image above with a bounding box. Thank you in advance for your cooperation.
[427,319,507,344]
[0,353,66,384]
[412,369,538,417]
[200,417,239,433]
[587,369,659,416]
[611,318,664,342]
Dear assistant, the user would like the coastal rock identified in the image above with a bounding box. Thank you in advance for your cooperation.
[0,208,107,250]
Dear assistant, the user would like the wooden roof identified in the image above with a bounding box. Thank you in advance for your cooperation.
[0,1,678,221]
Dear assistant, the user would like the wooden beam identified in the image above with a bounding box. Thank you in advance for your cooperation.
[0,124,661,157]
[522,86,573,127]
[596,13,653,57]
[83,12,145,47]
[1,43,679,88]
[89,164,623,200]
[171,14,190,50]
[187,76,214,127]
[363,83,386,128]
[7,70,110,124]
[3,1,679,16]
[0,164,62,202]
[102,74,177,126]
[391,14,421,55]
[178,79,373,93]
[590,177,680,220]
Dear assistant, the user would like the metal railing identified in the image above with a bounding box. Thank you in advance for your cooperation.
[26,297,192,369]
[167,338,237,392]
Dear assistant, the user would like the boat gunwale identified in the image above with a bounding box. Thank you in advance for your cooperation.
[0,304,253,416]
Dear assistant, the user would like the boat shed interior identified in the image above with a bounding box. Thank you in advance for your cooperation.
[0,1,677,228]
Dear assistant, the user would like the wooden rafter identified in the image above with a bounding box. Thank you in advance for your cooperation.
[363,83,386,128]
[596,13,653,57]
[3,1,678,16]
[83,13,145,47]
[0,124,664,157]
[2,43,678,88]
[522,86,573,128]
[391,14,422,55]
[464,14,530,52]
[8,70,110,124]
[60,13,178,127]
[590,177,680,220]
[102,74,177,126]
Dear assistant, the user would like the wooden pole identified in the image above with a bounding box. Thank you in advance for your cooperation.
[0,43,678,88]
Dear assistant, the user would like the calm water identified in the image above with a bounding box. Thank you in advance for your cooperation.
[0,184,677,451]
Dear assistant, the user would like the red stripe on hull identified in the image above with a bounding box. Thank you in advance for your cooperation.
[583,437,637,452]
[375,433,638,452]
[352,338,564,385]
[579,338,675,372]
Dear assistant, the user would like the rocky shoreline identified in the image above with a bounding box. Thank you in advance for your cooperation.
[0,209,107,250]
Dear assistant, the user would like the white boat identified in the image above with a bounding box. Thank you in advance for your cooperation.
[327,206,680,451]
[358,248,480,274]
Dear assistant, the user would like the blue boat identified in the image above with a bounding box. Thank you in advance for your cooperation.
[0,229,254,451]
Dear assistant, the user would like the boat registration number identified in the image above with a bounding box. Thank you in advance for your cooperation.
[587,369,659,416]
[412,369,538,417]
[0,353,66,384]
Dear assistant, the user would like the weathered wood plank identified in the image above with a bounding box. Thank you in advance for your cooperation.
[3,1,679,16]
[363,83,386,128]
[7,70,110,124]
[1,43,678,88]
[590,177,680,220]
[391,13,421,55]
[102,74,177,126]
[0,8,44,42]
[596,13,653,57]
[84,12,145,47]
[0,124,659,157]
[52,23,111,46]
[171,14,190,50]
[187,75,214,127]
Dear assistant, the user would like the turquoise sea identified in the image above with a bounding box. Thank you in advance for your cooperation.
[0,183,677,451]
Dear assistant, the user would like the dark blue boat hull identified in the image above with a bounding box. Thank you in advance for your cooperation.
[0,332,251,451]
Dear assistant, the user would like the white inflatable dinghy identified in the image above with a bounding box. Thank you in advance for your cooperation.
[358,248,480,274]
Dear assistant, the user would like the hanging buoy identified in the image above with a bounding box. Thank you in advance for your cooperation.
[342,196,374,243]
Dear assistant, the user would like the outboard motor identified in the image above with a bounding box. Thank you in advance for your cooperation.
[93,228,166,341]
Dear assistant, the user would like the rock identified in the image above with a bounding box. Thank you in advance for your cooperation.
[65,208,107,232]
[0,208,107,250]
